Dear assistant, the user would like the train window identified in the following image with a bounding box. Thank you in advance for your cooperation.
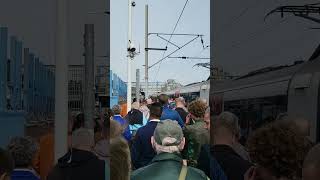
[224,95,287,131]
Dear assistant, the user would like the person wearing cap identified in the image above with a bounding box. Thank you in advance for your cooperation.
[47,128,105,180]
[158,94,184,128]
[131,120,209,180]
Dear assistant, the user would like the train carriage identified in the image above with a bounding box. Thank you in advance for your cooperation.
[211,59,320,142]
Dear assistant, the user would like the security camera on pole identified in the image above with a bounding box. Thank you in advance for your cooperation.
[127,0,139,113]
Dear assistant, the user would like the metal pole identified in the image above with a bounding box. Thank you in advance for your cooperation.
[84,24,95,129]
[127,0,132,113]
[136,69,140,104]
[145,4,149,99]
[54,0,68,162]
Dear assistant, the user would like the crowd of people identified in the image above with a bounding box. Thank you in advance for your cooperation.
[1,93,320,180]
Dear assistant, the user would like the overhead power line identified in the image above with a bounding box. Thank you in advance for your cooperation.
[154,0,190,81]
[264,3,320,23]
[149,35,200,69]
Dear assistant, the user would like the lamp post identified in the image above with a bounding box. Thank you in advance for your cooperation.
[127,0,137,112]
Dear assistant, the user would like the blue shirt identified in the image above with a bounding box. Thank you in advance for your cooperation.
[129,115,148,134]
[160,105,184,128]
[113,115,132,141]
[11,169,40,180]
[131,119,160,169]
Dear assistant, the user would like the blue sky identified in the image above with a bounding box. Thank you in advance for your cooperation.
[110,0,210,85]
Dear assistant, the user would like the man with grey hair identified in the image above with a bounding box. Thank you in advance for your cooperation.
[7,137,40,180]
[47,128,105,180]
[131,120,209,180]
[112,104,132,142]
[212,112,251,180]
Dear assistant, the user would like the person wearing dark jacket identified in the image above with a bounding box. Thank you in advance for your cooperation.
[158,94,184,128]
[197,144,228,180]
[175,97,188,123]
[131,102,163,169]
[47,128,105,180]
[212,112,251,180]
[131,120,208,180]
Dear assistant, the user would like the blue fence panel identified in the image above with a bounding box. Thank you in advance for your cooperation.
[16,41,22,110]
[10,36,16,110]
[0,27,8,111]
[29,53,35,112]
[23,48,29,111]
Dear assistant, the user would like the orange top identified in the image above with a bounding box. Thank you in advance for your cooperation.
[120,103,128,117]
[39,133,54,180]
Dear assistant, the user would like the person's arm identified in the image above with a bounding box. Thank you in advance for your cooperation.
[123,126,132,142]
[176,112,184,128]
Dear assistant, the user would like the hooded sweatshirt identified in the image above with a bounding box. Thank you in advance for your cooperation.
[47,148,105,180]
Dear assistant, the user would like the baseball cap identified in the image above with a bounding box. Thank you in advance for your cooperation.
[153,120,183,146]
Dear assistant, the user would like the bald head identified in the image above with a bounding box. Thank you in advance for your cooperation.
[213,112,240,145]
[303,144,320,180]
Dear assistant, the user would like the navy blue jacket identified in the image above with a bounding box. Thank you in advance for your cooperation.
[197,144,228,180]
[160,105,184,128]
[131,120,159,169]
[212,145,251,180]
[11,169,40,180]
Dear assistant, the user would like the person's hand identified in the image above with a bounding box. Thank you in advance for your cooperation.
[186,113,191,125]
[244,166,257,180]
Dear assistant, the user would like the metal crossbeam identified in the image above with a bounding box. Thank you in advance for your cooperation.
[145,47,167,51]
[148,33,204,36]
[168,56,210,60]
[148,35,200,69]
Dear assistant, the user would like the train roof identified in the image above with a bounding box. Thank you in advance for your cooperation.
[160,80,209,95]
[212,57,320,101]
[213,62,304,92]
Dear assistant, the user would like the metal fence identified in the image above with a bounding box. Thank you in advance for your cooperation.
[0,27,55,120]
